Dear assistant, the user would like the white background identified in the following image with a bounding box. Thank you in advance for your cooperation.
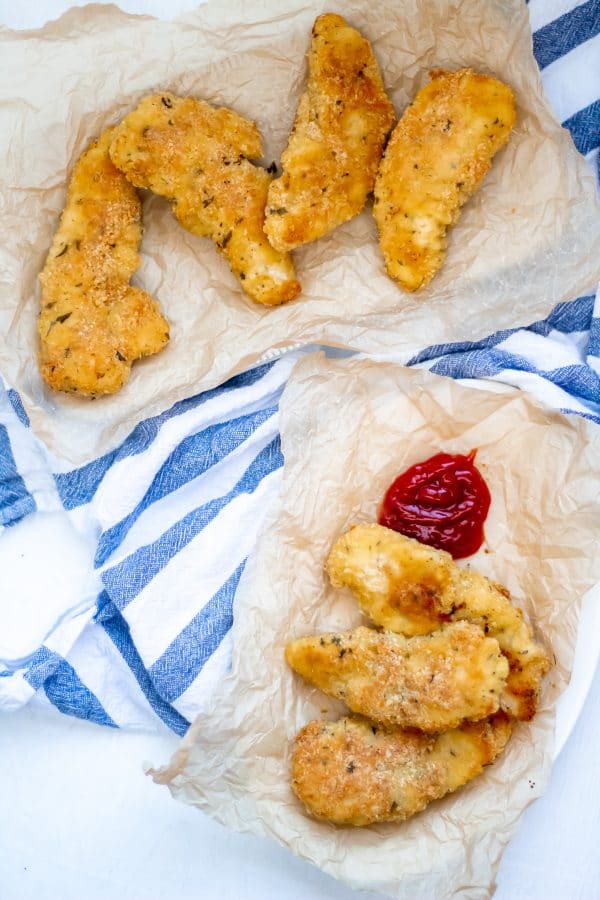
[1,1,599,898]
[1,667,599,900]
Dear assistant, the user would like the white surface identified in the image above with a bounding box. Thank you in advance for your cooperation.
[555,583,600,756]
[1,665,599,900]
[1,2,599,899]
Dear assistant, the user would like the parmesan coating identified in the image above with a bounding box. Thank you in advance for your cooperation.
[327,522,457,636]
[285,622,508,732]
[373,68,516,291]
[109,93,300,307]
[38,128,169,396]
[292,713,512,826]
[451,570,550,720]
[264,13,395,252]
[327,524,549,721]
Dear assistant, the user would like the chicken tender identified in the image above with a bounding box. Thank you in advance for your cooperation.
[286,622,508,732]
[327,521,457,636]
[109,94,300,307]
[451,569,550,720]
[264,13,395,252]
[291,713,512,826]
[38,128,169,396]
[327,524,549,721]
[373,68,516,292]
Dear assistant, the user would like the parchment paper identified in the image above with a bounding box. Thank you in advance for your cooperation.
[153,355,600,899]
[1,0,599,462]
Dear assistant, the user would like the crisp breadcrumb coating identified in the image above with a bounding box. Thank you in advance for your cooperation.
[292,713,512,826]
[286,622,508,732]
[109,93,300,307]
[38,128,169,396]
[264,13,395,252]
[374,68,516,291]
[327,524,549,721]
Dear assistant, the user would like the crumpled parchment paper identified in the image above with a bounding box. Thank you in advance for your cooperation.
[152,354,600,899]
[1,0,599,462]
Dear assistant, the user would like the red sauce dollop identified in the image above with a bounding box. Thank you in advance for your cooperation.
[378,450,491,559]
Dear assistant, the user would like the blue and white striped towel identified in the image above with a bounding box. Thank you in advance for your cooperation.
[1,0,599,734]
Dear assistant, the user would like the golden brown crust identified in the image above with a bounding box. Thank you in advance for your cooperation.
[291,713,512,826]
[286,622,508,732]
[451,570,550,721]
[373,68,516,291]
[38,128,169,396]
[109,93,300,307]
[327,524,549,721]
[327,522,457,635]
[264,13,395,252]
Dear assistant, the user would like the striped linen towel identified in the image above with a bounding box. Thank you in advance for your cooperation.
[0,0,599,733]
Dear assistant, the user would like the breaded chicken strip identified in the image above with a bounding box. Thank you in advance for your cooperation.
[450,570,550,720]
[264,13,395,252]
[109,94,300,307]
[374,68,516,292]
[38,128,169,396]
[328,523,456,636]
[286,622,508,732]
[327,524,549,721]
[292,713,512,826]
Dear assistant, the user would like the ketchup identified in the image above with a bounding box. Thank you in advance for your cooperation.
[378,450,491,559]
